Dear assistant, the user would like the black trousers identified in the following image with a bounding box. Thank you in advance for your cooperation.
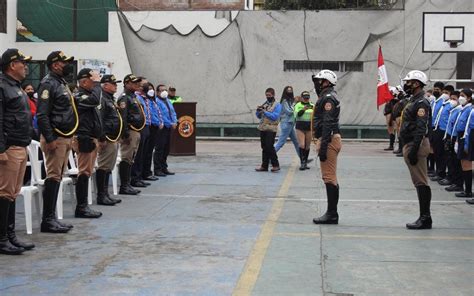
[260,131,279,168]
[142,125,159,178]
[432,129,447,178]
[131,125,150,182]
[154,127,171,173]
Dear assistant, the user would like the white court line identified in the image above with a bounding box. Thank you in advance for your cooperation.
[137,193,467,204]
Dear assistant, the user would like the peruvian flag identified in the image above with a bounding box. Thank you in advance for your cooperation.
[377,45,393,109]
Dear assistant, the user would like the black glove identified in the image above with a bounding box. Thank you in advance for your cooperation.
[77,135,96,153]
[408,148,418,165]
[318,152,327,162]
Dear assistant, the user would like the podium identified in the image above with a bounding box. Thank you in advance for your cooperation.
[170,102,197,156]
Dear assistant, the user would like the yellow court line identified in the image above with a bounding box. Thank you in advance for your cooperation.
[232,158,299,296]
[274,232,474,241]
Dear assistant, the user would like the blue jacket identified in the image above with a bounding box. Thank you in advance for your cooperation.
[255,102,282,121]
[279,99,295,123]
[455,103,473,137]
[446,106,463,137]
[463,108,474,151]
[434,101,452,131]
[149,97,163,126]
[136,93,152,126]
[156,97,177,128]
[431,96,446,127]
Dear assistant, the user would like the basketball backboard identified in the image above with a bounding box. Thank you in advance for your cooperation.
[423,12,474,53]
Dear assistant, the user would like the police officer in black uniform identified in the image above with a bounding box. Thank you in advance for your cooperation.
[399,70,433,230]
[311,70,342,225]
[37,51,77,233]
[118,74,145,195]
[0,49,35,255]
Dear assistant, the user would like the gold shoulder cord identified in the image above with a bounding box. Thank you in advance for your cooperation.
[129,98,146,132]
[105,101,124,143]
[54,86,79,137]
[311,104,318,144]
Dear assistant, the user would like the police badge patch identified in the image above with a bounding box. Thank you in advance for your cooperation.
[417,108,426,117]
[41,90,49,100]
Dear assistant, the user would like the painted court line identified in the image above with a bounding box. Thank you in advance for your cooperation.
[273,232,474,241]
[232,158,299,296]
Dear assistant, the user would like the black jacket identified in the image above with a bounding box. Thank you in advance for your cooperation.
[100,90,122,141]
[36,72,79,143]
[117,90,145,139]
[312,87,341,155]
[74,84,102,138]
[0,74,32,153]
[400,91,431,150]
[392,95,408,119]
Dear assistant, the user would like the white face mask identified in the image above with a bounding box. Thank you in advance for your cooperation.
[449,100,458,108]
[147,89,155,97]
[160,91,168,98]
[427,95,435,102]
[440,93,450,101]
[33,93,38,99]
[458,96,467,106]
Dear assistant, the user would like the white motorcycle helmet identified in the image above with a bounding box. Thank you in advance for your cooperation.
[314,69,337,85]
[402,70,428,86]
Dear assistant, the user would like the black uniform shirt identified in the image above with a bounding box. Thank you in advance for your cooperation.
[100,90,122,141]
[400,91,431,147]
[74,84,102,139]
[117,90,145,139]
[313,87,341,153]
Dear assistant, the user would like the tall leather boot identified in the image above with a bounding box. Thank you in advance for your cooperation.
[96,169,115,206]
[384,134,395,150]
[75,175,102,218]
[40,178,70,233]
[119,161,139,195]
[304,149,310,170]
[406,185,432,229]
[455,170,473,198]
[0,198,24,255]
[299,148,306,171]
[7,200,35,250]
[105,171,121,203]
[313,183,339,224]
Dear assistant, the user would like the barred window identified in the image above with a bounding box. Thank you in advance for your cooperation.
[283,60,364,72]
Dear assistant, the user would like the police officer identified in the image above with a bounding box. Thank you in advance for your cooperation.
[37,51,77,233]
[399,70,433,230]
[168,87,183,104]
[96,74,123,204]
[71,68,103,218]
[118,74,145,195]
[311,70,342,225]
[0,49,35,255]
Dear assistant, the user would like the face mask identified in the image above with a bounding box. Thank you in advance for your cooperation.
[267,96,275,101]
[449,100,458,108]
[314,80,323,96]
[33,93,38,99]
[433,91,441,98]
[26,91,35,98]
[403,83,413,95]
[160,91,168,98]
[61,63,74,77]
[440,93,450,101]
[458,96,467,106]
[147,89,155,97]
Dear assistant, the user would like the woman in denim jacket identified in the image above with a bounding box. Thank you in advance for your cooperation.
[274,86,300,158]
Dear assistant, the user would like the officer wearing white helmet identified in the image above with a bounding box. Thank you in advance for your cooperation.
[311,70,342,224]
[400,70,433,230]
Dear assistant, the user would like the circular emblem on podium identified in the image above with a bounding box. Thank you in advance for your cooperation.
[178,116,195,138]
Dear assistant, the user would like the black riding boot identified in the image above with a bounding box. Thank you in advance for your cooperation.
[7,200,35,250]
[0,198,24,255]
[313,183,339,224]
[299,148,306,171]
[406,185,432,230]
[304,149,310,170]
[119,161,139,195]
[455,170,473,198]
[75,175,102,218]
[96,169,115,206]
[384,134,395,150]
[40,179,70,233]
[105,171,121,203]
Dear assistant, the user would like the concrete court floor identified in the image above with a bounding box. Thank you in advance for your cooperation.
[0,140,473,296]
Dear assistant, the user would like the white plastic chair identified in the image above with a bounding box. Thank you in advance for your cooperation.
[19,147,42,235]
[111,149,122,196]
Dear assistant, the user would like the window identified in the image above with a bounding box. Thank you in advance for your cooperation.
[283,60,364,72]
[24,61,78,90]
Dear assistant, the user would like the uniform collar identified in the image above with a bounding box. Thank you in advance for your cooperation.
[0,73,21,86]
[49,71,68,84]
[319,86,334,98]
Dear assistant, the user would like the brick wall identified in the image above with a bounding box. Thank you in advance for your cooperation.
[118,0,245,11]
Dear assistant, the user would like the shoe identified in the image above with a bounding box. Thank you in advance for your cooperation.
[104,172,121,203]
[455,191,472,198]
[445,184,463,192]
[41,219,70,233]
[7,200,35,250]
[255,166,268,172]
[75,206,103,218]
[97,195,116,206]
[438,178,452,186]
[119,185,138,195]
[406,216,432,229]
[55,220,74,230]
[384,146,394,151]
[313,212,339,224]
[406,185,432,230]
[143,175,159,181]
[163,169,175,175]
[154,170,167,177]
[466,199,474,204]
[393,149,401,154]
[271,166,280,172]
[119,161,140,193]
[0,198,25,255]
[430,176,442,182]
[131,180,147,188]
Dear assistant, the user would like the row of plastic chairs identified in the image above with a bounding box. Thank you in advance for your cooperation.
[19,140,120,234]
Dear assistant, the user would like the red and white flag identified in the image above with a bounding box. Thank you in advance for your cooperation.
[377,45,393,109]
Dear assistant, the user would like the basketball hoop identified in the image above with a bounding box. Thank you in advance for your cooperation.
[444,26,464,49]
